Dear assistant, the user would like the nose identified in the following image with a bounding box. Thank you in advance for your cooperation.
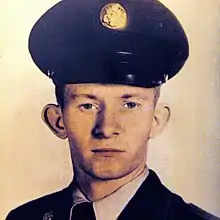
[92,108,121,139]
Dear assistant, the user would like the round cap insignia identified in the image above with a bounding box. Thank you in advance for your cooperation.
[100,3,127,29]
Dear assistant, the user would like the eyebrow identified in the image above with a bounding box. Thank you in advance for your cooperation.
[69,93,148,100]
[120,94,149,100]
[70,94,98,100]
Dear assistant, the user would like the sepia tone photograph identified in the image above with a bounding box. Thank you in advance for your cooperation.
[1,0,220,219]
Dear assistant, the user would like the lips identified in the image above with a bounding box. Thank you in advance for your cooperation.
[91,148,125,157]
[92,148,125,153]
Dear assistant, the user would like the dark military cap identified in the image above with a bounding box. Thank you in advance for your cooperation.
[29,0,189,88]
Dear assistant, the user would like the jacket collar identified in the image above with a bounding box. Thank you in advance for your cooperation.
[46,169,171,220]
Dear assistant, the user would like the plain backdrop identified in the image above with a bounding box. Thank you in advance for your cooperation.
[1,0,220,219]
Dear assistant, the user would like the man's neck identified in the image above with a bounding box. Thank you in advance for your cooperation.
[73,163,147,201]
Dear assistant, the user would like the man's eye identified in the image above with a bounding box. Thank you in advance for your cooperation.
[78,103,97,110]
[123,102,140,109]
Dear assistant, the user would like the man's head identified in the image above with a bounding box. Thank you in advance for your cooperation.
[42,83,169,180]
[28,0,188,181]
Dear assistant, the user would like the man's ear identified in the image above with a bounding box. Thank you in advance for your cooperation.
[41,104,67,139]
[149,103,170,139]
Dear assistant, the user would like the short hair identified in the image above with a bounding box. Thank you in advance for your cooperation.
[154,86,161,106]
[55,83,65,110]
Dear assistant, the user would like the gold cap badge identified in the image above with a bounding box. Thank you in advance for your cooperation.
[100,3,127,29]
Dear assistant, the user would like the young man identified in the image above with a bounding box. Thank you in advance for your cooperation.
[6,0,220,219]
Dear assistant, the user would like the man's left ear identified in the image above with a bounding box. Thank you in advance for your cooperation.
[149,103,170,138]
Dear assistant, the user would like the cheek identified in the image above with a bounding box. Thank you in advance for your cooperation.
[64,113,95,160]
[63,109,96,145]
[124,110,154,133]
[64,109,95,131]
[122,111,154,147]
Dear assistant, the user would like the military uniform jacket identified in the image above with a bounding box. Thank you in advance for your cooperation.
[6,170,219,220]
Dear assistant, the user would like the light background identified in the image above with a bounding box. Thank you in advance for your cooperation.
[1,0,220,219]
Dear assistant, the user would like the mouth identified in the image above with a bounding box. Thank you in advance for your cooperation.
[91,148,125,157]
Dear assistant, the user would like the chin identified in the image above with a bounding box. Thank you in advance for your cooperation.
[87,170,128,180]
[83,160,139,181]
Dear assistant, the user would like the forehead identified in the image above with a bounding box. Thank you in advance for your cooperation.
[64,84,155,98]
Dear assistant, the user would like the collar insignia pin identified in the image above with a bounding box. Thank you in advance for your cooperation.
[42,211,54,220]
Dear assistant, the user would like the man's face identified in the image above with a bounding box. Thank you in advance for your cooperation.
[61,84,157,180]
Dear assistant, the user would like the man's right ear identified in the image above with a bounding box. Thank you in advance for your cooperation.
[41,104,67,139]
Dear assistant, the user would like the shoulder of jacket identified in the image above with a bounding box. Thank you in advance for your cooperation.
[187,204,220,220]
[168,192,220,220]
[5,187,68,220]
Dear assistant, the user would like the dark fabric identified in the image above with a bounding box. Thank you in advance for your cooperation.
[71,202,96,220]
[6,182,74,220]
[6,170,220,220]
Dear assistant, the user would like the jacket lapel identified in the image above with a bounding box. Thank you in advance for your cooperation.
[42,183,74,220]
[118,170,171,220]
